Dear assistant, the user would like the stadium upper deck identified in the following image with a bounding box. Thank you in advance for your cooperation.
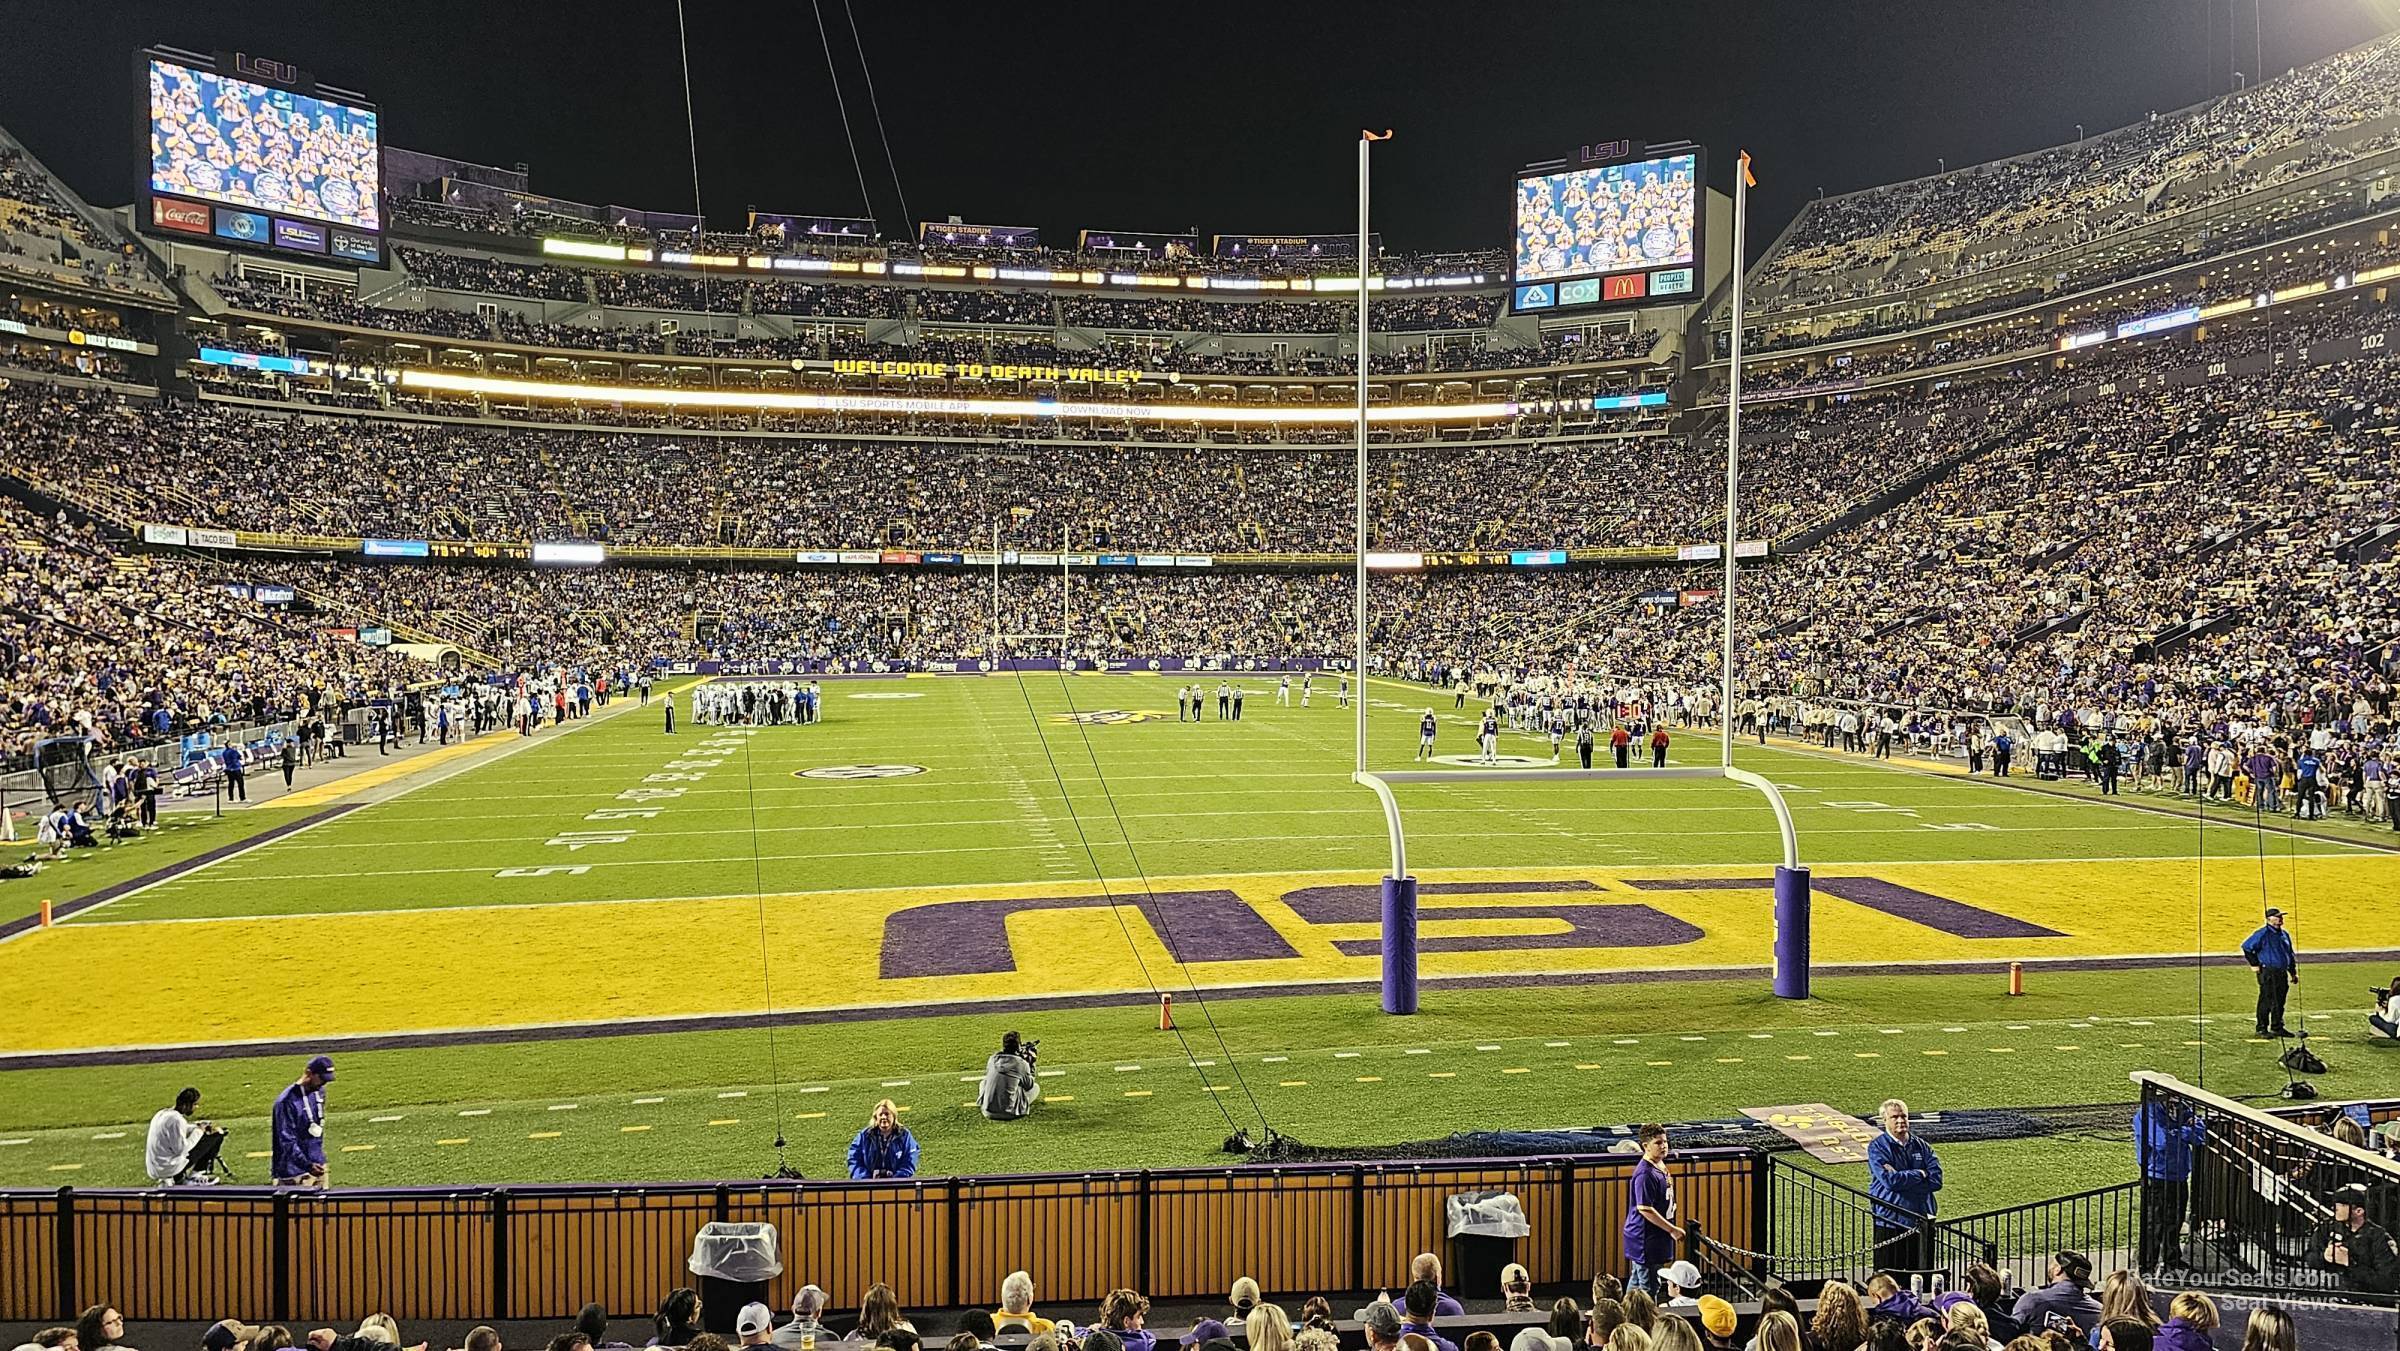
[1718,29,2400,350]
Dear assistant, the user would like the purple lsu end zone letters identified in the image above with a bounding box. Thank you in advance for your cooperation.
[877,876,2062,979]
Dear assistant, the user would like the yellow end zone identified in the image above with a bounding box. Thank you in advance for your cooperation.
[6,856,2397,1053]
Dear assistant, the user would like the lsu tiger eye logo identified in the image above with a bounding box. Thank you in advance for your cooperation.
[1049,709,1174,726]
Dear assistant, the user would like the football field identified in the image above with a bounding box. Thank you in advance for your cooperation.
[3,672,2397,1200]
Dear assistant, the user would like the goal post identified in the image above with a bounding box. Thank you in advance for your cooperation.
[1354,765,1813,1011]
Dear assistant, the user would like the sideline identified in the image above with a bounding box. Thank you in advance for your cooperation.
[7,943,2398,1071]
[10,684,692,935]
[1361,675,2400,854]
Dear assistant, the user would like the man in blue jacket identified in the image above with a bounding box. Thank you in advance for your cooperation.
[2242,907,2298,1037]
[846,1098,918,1179]
[2133,1096,2205,1271]
[1868,1097,1943,1270]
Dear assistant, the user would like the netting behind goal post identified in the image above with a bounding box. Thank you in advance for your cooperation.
[35,735,98,809]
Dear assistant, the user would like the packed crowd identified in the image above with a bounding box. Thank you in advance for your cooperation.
[0,137,172,302]
[1554,351,2400,786]
[8,383,1741,553]
[11,1258,2324,1351]
[1749,31,2400,314]
[392,247,1505,334]
[0,497,426,765]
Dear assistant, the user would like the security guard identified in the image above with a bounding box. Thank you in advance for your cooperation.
[2320,1182,2400,1294]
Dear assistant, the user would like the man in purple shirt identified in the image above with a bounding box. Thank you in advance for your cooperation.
[1623,1123,1684,1295]
[2244,748,2280,813]
[270,1055,334,1186]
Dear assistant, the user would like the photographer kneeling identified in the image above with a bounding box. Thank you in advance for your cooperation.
[2372,977,2400,1041]
[978,1031,1041,1122]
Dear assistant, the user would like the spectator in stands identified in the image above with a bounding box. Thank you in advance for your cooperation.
[1181,1322,1231,1351]
[1299,1299,1337,1334]
[1245,1306,1292,1351]
[1623,1290,1660,1336]
[1753,1314,1801,1351]
[21,1329,76,1351]
[1867,1099,1943,1268]
[1649,1321,1703,1351]
[1097,1292,1153,1351]
[552,1337,594,1351]
[1399,1284,1457,1351]
[1697,1299,1737,1351]
[1511,1333,1571,1351]
[577,1305,633,1351]
[2096,1327,2149,1351]
[2092,1273,2160,1346]
[1622,1124,1683,1296]
[1546,1302,1582,1342]
[463,1329,503,1351]
[992,1275,1048,1336]
[1228,1280,1261,1324]
[1465,1335,1503,1351]
[1605,1330,1649,1351]
[1500,1264,1537,1313]
[1589,1302,1626,1346]
[773,1290,831,1351]
[2009,1253,2099,1332]
[1292,1333,1339,1351]
[1657,1263,1702,1310]
[73,1309,130,1351]
[856,1286,914,1342]
[1360,1303,1405,1351]
[654,1289,705,1347]
[1812,1283,1868,1351]
[846,1099,919,1179]
[737,1306,776,1349]
[1408,1255,1466,1317]
[1960,1267,2018,1343]
[2151,1295,2214,1351]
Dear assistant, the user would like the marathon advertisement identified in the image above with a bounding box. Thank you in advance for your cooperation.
[751,211,876,244]
[1213,232,1375,259]
[918,221,1039,250]
[1078,228,1199,258]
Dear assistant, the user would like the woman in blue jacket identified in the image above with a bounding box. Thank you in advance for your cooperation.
[847,1099,919,1179]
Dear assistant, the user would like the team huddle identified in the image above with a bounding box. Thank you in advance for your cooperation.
[1514,154,1696,282]
[689,681,823,726]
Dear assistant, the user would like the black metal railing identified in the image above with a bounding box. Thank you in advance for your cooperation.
[0,1149,1761,1324]
[1936,1182,2141,1291]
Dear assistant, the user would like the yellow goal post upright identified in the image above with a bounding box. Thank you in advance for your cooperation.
[1348,146,1809,1013]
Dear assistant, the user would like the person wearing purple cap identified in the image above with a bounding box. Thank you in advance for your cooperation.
[1179,1320,1229,1350]
[271,1056,335,1187]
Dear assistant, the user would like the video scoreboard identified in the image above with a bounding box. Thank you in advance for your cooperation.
[140,48,384,266]
[1511,146,1701,314]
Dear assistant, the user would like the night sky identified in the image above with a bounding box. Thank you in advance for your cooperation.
[5,1,2394,256]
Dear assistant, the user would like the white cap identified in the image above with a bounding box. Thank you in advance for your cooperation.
[1661,1259,1702,1288]
[737,1303,774,1337]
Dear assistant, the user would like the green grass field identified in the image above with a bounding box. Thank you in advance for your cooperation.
[3,672,2395,1199]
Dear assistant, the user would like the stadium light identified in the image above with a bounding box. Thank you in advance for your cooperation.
[394,369,1516,424]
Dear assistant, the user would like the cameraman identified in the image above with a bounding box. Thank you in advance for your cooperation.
[145,1087,224,1186]
[2371,976,2399,1040]
[978,1031,1041,1122]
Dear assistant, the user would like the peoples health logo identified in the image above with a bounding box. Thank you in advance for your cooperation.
[795,764,928,780]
